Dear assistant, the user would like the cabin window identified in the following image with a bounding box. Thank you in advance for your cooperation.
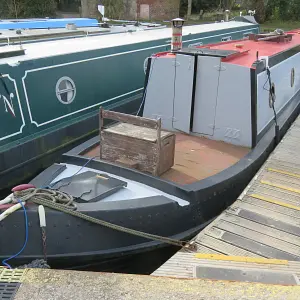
[56,77,76,104]
[291,68,295,87]
[243,32,252,39]
[221,36,232,42]
[188,42,203,48]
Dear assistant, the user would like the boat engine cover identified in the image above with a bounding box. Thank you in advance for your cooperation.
[51,171,127,203]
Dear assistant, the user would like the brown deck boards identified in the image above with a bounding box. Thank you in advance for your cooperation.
[83,132,249,184]
[153,115,300,285]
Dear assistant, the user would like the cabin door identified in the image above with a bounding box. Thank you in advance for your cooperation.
[172,54,195,133]
[192,56,220,136]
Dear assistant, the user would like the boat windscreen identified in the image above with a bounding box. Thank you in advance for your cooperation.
[51,171,127,203]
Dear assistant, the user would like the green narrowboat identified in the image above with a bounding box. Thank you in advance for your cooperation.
[0,19,259,191]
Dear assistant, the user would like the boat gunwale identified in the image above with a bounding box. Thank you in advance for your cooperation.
[62,92,300,198]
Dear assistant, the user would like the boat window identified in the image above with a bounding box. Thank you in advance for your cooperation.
[56,77,76,104]
[221,36,232,42]
[291,68,295,87]
[188,42,203,48]
[243,32,252,39]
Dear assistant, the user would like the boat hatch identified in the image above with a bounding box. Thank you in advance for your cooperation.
[0,47,25,59]
[173,54,195,133]
[51,171,127,203]
[178,47,239,58]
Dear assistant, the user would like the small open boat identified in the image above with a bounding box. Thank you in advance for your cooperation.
[1,29,300,271]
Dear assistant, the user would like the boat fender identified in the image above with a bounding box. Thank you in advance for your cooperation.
[38,205,46,228]
[12,184,36,192]
[0,202,24,222]
[38,205,48,261]
[0,193,13,205]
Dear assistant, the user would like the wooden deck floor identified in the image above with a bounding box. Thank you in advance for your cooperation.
[153,115,300,285]
[84,132,249,185]
[161,133,248,184]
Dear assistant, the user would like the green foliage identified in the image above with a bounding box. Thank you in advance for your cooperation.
[0,0,56,18]
[266,0,300,21]
[180,0,219,16]
[102,0,123,19]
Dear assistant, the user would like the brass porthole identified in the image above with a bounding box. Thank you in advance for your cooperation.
[291,68,295,87]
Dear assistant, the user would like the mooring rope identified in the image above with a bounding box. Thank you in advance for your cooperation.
[15,188,76,210]
[14,188,196,251]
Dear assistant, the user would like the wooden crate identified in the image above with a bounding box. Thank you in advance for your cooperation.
[99,108,175,176]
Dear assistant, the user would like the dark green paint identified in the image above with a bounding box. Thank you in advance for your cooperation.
[0,24,259,152]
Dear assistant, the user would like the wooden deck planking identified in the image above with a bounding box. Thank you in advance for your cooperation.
[153,115,300,284]
[84,132,249,185]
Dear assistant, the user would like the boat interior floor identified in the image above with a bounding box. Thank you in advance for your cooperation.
[83,133,249,185]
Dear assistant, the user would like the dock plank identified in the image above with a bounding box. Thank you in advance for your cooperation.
[197,234,261,257]
[154,114,300,283]
[222,212,300,245]
[232,201,300,227]
[226,207,300,237]
[214,220,300,257]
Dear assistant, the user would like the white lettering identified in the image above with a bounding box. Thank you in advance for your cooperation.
[225,127,240,140]
[1,93,15,117]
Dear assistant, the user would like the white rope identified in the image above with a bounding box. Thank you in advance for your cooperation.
[0,202,24,222]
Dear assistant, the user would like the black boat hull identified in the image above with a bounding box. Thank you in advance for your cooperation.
[0,92,299,272]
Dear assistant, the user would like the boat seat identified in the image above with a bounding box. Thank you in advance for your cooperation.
[104,123,173,143]
[99,108,176,176]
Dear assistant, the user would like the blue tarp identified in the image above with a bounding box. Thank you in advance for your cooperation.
[0,18,99,30]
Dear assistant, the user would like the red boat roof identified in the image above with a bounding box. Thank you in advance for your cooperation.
[197,29,300,68]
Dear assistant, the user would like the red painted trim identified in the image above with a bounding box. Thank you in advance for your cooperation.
[195,31,300,67]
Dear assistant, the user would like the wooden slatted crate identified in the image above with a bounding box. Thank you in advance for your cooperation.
[99,108,175,176]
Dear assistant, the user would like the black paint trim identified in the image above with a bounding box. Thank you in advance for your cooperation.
[190,56,198,130]
[252,45,300,74]
[138,57,152,116]
[250,68,257,148]
[30,164,67,188]
[268,45,300,68]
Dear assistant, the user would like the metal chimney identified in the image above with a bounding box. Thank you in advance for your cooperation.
[171,18,184,51]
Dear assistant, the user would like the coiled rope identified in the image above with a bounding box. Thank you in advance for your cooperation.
[15,188,76,210]
[14,188,196,250]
